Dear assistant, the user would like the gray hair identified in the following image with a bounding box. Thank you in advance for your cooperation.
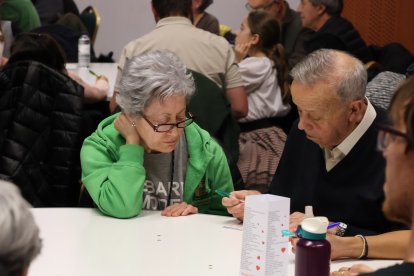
[116,50,195,118]
[309,0,343,15]
[290,49,367,103]
[0,181,42,276]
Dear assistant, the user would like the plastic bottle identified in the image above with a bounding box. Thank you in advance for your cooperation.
[78,34,90,68]
[295,217,331,276]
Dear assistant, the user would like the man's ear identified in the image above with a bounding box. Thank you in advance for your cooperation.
[349,99,367,123]
[316,4,327,16]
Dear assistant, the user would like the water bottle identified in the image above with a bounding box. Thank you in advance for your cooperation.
[78,34,90,68]
[295,217,331,276]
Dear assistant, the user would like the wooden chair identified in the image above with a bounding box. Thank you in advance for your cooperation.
[80,6,101,46]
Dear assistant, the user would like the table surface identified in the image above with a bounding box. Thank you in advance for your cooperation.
[66,63,117,99]
[29,208,400,276]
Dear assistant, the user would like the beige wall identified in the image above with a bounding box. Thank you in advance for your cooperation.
[75,0,300,61]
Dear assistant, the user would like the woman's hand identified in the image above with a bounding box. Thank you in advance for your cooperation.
[114,112,141,145]
[234,42,251,63]
[161,202,198,217]
[222,190,261,221]
[330,264,375,276]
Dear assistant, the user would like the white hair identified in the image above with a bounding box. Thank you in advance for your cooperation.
[290,49,367,103]
[0,180,42,276]
[116,50,195,118]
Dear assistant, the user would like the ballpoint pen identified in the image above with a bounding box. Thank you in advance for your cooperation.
[88,69,100,78]
[281,222,341,237]
[215,189,245,203]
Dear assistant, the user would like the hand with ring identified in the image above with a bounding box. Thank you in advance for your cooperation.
[114,112,141,145]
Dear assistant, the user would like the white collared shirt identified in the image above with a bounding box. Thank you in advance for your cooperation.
[324,99,377,171]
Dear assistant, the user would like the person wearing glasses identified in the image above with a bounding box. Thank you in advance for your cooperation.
[245,0,312,68]
[223,49,405,236]
[330,76,414,275]
[80,50,234,219]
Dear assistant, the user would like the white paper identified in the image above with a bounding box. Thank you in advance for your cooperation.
[240,194,290,276]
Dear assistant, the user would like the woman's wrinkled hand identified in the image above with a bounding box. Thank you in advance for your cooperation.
[114,112,141,145]
[161,202,198,217]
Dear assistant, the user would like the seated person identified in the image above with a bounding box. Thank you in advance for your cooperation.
[222,49,405,236]
[234,11,290,192]
[298,0,373,63]
[330,76,414,275]
[8,32,109,103]
[192,0,219,35]
[80,50,233,219]
[0,180,42,276]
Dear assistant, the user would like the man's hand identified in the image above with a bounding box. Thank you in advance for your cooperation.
[161,202,198,217]
[222,190,261,221]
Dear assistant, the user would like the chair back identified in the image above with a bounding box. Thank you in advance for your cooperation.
[80,6,101,46]
[188,70,240,163]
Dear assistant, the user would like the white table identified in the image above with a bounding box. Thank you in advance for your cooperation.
[66,63,118,99]
[29,209,400,276]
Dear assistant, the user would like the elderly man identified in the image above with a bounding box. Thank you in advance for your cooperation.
[330,77,414,275]
[246,0,312,68]
[297,0,373,63]
[0,180,42,276]
[223,49,403,236]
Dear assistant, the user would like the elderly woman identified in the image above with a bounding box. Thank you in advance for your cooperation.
[0,180,42,276]
[80,50,234,219]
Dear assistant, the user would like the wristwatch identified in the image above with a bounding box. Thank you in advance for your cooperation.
[335,222,348,236]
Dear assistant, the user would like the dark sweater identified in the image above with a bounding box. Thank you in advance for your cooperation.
[305,15,373,63]
[269,107,405,236]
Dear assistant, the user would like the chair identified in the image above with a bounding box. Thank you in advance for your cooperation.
[188,70,243,190]
[80,6,101,46]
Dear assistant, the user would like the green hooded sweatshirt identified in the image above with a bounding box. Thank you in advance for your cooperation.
[81,114,234,218]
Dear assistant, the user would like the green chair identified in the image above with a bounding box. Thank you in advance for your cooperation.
[79,6,101,46]
[188,70,243,189]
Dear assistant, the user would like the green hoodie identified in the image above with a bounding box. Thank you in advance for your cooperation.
[81,114,234,218]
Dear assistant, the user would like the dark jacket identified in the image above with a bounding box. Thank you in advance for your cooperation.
[0,60,84,206]
[306,15,373,63]
[269,107,406,236]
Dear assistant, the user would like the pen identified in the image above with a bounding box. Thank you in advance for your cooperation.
[215,189,244,203]
[88,69,100,78]
[281,222,341,237]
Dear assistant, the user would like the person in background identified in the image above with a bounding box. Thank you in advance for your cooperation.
[32,0,80,25]
[330,76,414,275]
[7,32,108,103]
[112,0,247,120]
[0,0,41,34]
[234,11,290,192]
[81,50,234,219]
[192,0,219,35]
[246,0,312,68]
[0,180,42,276]
[297,0,373,63]
[223,49,405,236]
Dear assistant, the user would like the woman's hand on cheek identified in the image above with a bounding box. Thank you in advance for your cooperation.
[114,112,141,145]
[161,202,198,217]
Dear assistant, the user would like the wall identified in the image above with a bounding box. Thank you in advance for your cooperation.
[74,0,300,61]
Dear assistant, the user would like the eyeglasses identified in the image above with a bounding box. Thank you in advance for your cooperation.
[377,124,409,151]
[245,0,276,11]
[140,112,195,133]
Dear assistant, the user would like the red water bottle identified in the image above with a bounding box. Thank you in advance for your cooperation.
[295,217,331,276]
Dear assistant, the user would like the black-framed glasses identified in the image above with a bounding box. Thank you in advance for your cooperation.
[245,0,276,11]
[377,123,409,151]
[140,112,195,133]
